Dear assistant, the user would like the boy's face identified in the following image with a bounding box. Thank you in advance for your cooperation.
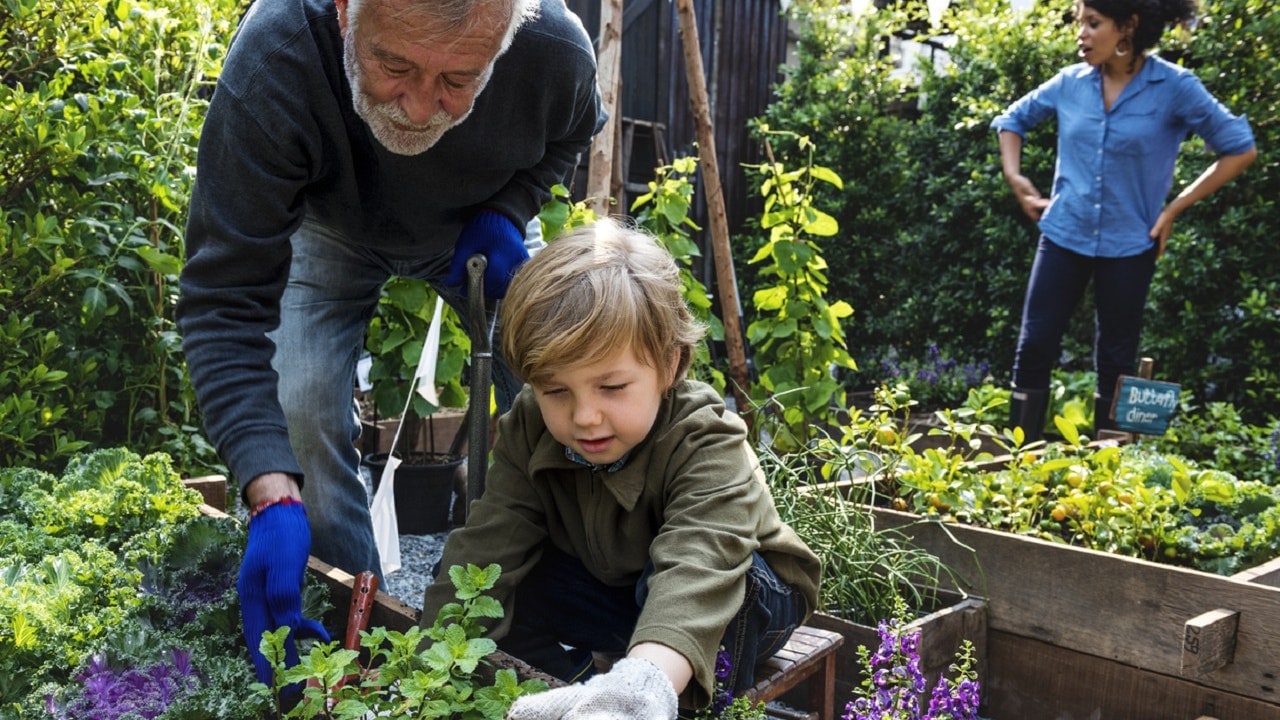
[531,343,677,466]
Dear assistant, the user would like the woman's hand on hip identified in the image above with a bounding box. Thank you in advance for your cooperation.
[1006,174,1049,222]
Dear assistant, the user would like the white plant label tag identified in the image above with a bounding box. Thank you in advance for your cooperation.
[370,454,402,576]
[413,295,445,408]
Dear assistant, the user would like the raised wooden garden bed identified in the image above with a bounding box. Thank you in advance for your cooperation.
[870,506,1280,719]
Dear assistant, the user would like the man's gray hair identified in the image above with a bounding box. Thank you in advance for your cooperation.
[345,0,536,51]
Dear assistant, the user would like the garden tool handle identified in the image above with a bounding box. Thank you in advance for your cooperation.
[343,570,379,650]
[305,570,377,705]
[465,254,495,514]
[465,254,489,347]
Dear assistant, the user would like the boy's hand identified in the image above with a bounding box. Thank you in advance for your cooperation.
[505,658,677,719]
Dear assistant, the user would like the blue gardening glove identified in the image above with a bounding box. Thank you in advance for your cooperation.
[444,210,530,299]
[237,500,330,685]
[506,658,678,720]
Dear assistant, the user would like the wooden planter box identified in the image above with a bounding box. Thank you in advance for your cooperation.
[359,407,469,456]
[807,591,989,709]
[870,506,1280,719]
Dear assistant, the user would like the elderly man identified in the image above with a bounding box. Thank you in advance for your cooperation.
[177,0,603,683]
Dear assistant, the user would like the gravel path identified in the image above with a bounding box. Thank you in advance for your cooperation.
[360,463,449,609]
[382,531,448,608]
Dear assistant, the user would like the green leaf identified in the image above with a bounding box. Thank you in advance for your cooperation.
[753,286,787,311]
[801,209,839,236]
[772,318,798,339]
[133,245,183,276]
[1053,415,1080,445]
[808,165,844,189]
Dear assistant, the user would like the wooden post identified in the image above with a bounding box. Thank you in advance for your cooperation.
[183,475,228,512]
[1181,608,1240,676]
[1138,356,1154,379]
[586,0,623,217]
[673,0,751,418]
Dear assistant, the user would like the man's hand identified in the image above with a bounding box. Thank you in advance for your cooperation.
[445,210,530,299]
[237,498,330,685]
[505,658,678,720]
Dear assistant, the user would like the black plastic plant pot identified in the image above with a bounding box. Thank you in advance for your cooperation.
[362,452,464,535]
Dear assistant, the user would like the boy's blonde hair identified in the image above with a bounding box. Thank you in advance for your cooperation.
[500,219,706,387]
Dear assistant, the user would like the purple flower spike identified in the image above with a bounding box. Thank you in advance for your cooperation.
[846,613,982,720]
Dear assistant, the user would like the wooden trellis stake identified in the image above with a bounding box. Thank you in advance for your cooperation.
[673,0,751,419]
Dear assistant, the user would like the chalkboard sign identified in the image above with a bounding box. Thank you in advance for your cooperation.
[1110,376,1180,435]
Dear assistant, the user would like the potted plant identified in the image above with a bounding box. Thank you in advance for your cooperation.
[361,276,473,534]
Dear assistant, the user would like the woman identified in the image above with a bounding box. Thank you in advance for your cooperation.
[992,0,1256,440]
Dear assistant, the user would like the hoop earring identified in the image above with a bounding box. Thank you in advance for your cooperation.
[1116,36,1132,56]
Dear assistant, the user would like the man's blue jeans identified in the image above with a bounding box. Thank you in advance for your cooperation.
[1013,236,1158,399]
[268,221,529,577]
[496,545,804,696]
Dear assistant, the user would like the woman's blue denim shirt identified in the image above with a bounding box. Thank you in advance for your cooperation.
[992,54,1254,258]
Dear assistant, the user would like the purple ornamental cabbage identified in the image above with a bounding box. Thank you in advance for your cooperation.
[46,649,200,720]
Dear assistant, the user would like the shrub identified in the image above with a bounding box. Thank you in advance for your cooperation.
[0,0,239,473]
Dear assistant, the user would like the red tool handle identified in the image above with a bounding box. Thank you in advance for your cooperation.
[307,570,379,704]
[344,570,379,650]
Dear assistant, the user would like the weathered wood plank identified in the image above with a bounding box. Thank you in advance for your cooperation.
[306,557,421,634]
[1182,609,1240,677]
[747,625,844,720]
[1233,554,1280,588]
[870,507,1280,705]
[986,630,1280,720]
[183,475,228,513]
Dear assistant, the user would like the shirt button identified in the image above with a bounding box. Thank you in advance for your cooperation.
[1094,203,1100,209]
[1095,176,1102,182]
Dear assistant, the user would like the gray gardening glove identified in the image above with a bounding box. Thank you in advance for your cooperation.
[506,657,678,720]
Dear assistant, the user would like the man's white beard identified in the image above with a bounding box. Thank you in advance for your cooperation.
[343,36,471,156]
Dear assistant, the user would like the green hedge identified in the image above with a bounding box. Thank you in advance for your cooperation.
[761,0,1279,422]
[0,0,240,471]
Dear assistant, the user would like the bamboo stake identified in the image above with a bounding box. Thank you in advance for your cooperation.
[586,0,623,217]
[673,0,751,419]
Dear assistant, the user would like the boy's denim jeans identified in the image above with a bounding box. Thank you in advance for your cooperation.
[268,221,529,577]
[497,544,804,695]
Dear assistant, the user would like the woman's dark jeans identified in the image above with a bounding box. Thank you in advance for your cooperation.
[1013,236,1158,399]
[497,545,804,694]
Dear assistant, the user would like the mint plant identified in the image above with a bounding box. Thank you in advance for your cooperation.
[255,563,546,719]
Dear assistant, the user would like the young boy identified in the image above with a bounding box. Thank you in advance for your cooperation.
[419,219,821,718]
